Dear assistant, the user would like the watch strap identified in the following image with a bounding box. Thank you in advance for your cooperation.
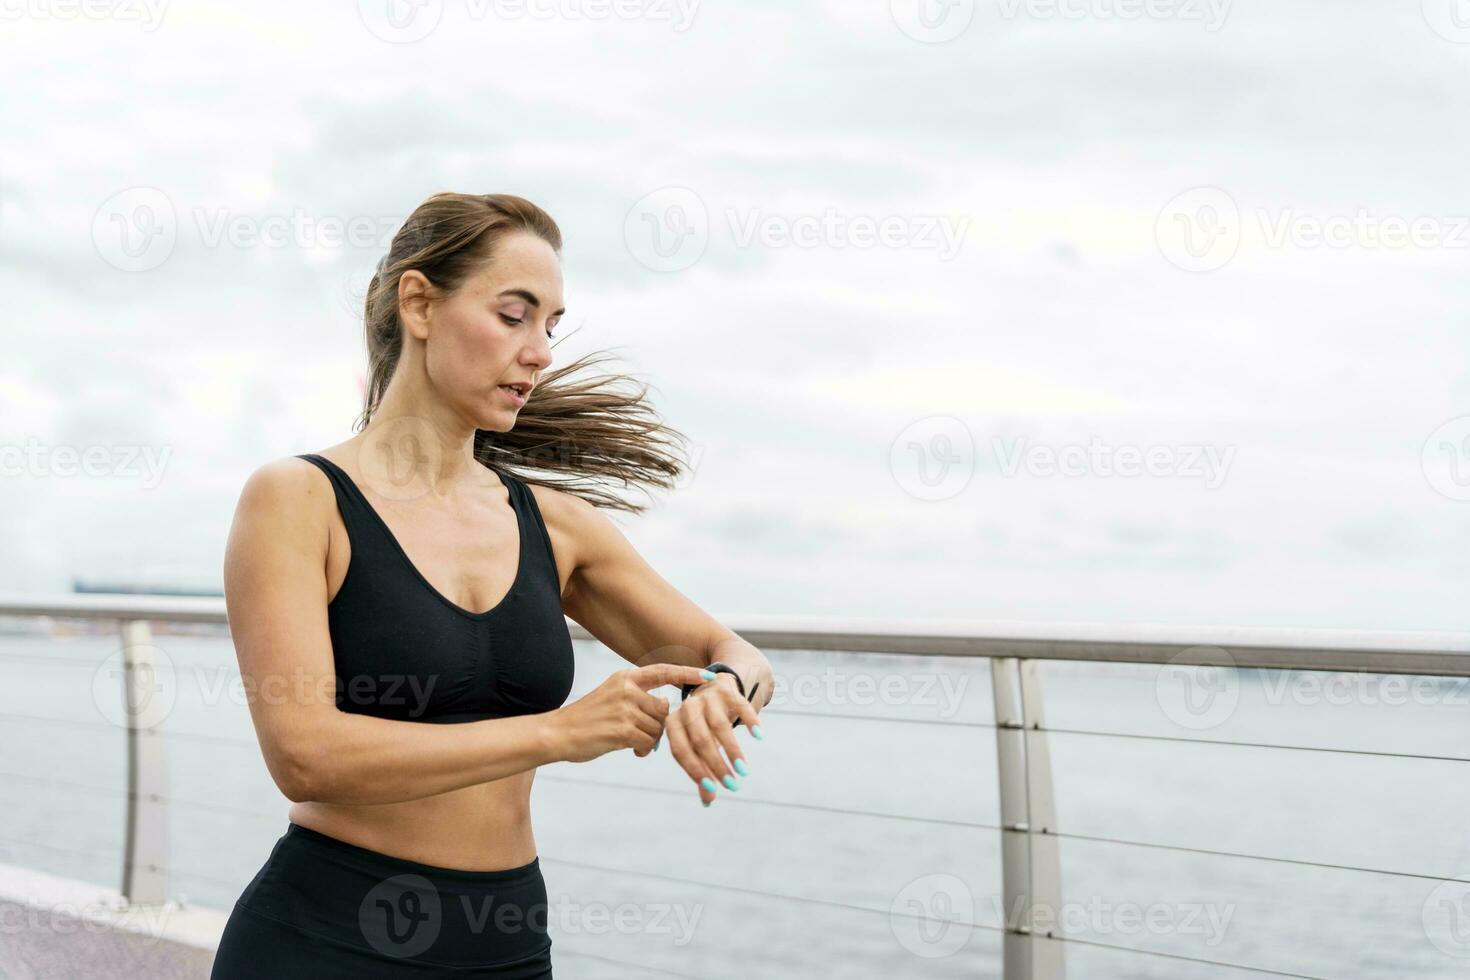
[682,661,755,728]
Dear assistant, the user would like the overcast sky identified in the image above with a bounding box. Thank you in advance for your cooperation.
[2,0,1468,632]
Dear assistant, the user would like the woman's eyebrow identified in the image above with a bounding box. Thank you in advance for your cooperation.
[498,288,566,317]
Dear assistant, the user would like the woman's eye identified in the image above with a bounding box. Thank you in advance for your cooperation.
[502,312,555,339]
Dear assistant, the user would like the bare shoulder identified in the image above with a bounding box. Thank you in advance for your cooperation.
[522,480,599,580]
[228,455,337,553]
[235,455,332,515]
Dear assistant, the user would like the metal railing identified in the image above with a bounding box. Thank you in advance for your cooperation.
[3,593,1469,979]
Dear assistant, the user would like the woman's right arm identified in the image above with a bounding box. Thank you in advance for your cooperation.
[222,458,711,806]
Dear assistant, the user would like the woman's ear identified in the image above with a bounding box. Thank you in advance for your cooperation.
[397,269,434,340]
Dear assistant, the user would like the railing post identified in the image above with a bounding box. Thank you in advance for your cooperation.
[992,657,1066,980]
[119,618,170,905]
[1020,658,1065,979]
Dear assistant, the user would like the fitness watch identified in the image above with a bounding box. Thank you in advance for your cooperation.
[681,661,760,728]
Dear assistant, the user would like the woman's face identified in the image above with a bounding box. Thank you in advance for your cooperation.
[416,231,564,431]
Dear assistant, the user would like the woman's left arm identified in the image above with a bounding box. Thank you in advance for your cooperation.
[546,488,772,804]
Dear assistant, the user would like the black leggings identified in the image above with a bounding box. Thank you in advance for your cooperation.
[210,822,553,978]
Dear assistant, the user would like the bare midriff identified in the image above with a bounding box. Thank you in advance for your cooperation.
[287,771,540,871]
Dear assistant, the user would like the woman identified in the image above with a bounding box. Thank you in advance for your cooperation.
[212,192,774,977]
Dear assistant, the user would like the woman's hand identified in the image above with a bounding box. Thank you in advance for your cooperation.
[665,672,763,806]
[548,664,715,764]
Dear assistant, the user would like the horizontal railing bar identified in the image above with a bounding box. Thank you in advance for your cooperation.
[1044,827,1459,884]
[762,707,997,729]
[0,708,258,748]
[538,772,1004,831]
[0,594,230,624]
[1042,725,1470,764]
[0,832,120,866]
[0,770,279,822]
[4,596,1469,675]
[1038,932,1328,980]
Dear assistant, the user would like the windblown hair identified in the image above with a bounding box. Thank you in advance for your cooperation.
[355,192,689,513]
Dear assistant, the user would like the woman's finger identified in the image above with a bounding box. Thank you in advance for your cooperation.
[700,691,751,780]
[665,713,718,805]
[630,663,716,693]
[630,705,663,742]
[683,707,737,793]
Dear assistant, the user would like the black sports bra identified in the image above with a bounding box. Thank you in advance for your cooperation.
[295,453,575,724]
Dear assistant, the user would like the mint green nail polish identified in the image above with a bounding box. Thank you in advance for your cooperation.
[700,776,718,794]
[733,758,749,777]
[702,799,711,808]
[721,774,739,791]
[700,669,716,681]
[751,725,764,740]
